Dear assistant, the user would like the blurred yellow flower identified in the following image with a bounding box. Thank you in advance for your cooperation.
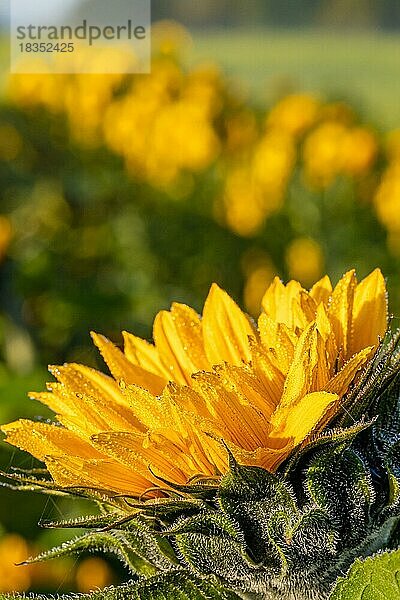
[385,129,400,161]
[0,534,31,592]
[242,251,276,316]
[267,94,320,136]
[103,61,221,187]
[152,20,193,57]
[303,122,377,188]
[0,533,74,591]
[341,128,377,176]
[2,270,387,497]
[8,72,61,111]
[374,160,400,243]
[223,130,295,236]
[225,110,258,153]
[253,129,296,192]
[0,215,13,261]
[222,166,268,236]
[76,557,114,592]
[286,238,324,287]
[303,121,348,187]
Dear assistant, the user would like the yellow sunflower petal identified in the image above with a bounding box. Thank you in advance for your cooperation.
[349,268,388,356]
[216,363,277,420]
[123,331,170,379]
[46,365,142,431]
[91,332,166,395]
[92,430,196,484]
[325,346,374,396]
[225,438,292,472]
[45,455,89,488]
[1,420,101,461]
[81,459,157,496]
[258,313,297,375]
[192,371,269,450]
[314,303,338,376]
[309,275,333,305]
[118,382,173,431]
[328,269,357,358]
[270,391,338,445]
[202,283,255,365]
[46,455,155,496]
[29,389,75,419]
[279,323,319,409]
[250,340,285,409]
[261,277,304,329]
[153,303,210,385]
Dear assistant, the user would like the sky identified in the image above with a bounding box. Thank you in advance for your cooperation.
[1,0,82,26]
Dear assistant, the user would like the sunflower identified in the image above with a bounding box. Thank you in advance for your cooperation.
[1,269,387,498]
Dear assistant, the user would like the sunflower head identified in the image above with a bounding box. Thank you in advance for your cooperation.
[1,268,388,498]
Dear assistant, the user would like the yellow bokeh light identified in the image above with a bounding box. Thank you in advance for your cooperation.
[374,161,400,235]
[0,215,13,261]
[285,238,324,287]
[242,251,276,316]
[267,93,320,137]
[0,534,31,592]
[75,557,114,593]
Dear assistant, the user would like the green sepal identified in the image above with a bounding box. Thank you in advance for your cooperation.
[174,530,260,584]
[39,512,129,530]
[169,511,260,585]
[278,507,337,569]
[306,444,373,548]
[340,330,400,428]
[329,549,400,600]
[0,469,122,508]
[373,370,400,448]
[0,570,243,600]
[164,510,243,541]
[218,457,297,567]
[125,497,208,523]
[20,519,177,576]
[0,469,71,496]
[282,419,374,478]
[379,442,400,523]
[146,468,219,499]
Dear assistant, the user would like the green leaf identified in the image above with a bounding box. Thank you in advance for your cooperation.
[329,549,400,600]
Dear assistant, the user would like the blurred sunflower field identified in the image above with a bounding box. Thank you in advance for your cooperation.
[1,18,400,593]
